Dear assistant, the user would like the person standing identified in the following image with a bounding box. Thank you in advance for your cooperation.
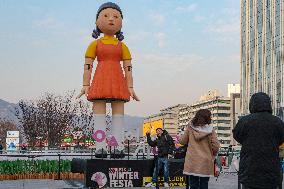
[233,92,284,189]
[179,109,220,189]
[145,128,175,187]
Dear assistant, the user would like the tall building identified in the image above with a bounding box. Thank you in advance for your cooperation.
[179,90,232,148]
[227,84,241,145]
[240,0,284,119]
[230,93,241,145]
[143,104,186,137]
[179,105,191,130]
[160,104,187,136]
[228,84,240,97]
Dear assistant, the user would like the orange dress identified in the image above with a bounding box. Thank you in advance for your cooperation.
[87,40,130,102]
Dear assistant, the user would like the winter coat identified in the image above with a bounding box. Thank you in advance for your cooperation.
[146,130,175,158]
[179,124,220,177]
[233,92,284,188]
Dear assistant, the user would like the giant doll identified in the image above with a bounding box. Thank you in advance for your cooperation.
[77,2,139,157]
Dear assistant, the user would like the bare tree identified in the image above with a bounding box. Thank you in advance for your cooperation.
[71,100,94,147]
[16,100,40,148]
[16,91,79,149]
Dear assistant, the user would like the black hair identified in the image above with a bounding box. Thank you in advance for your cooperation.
[191,109,212,127]
[92,2,124,41]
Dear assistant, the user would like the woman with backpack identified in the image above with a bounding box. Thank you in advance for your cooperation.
[179,109,220,189]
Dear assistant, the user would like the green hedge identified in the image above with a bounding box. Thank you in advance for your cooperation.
[0,160,71,174]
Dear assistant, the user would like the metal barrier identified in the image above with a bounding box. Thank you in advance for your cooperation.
[0,147,240,185]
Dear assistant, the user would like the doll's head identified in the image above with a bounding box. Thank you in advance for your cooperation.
[92,2,124,41]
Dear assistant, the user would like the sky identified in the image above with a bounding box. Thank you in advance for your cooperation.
[0,0,240,116]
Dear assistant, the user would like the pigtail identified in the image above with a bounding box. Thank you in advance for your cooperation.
[92,28,101,39]
[116,31,124,41]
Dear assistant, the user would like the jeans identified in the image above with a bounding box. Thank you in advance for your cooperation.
[152,157,169,183]
[189,175,209,189]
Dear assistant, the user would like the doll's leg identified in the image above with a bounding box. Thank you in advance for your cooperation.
[111,101,125,151]
[93,101,107,154]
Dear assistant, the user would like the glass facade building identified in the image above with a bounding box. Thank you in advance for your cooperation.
[241,0,284,119]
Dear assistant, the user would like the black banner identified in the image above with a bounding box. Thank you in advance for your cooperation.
[85,159,186,188]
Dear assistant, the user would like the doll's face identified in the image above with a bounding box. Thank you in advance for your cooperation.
[96,8,122,36]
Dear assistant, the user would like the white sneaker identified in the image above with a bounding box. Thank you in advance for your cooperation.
[145,182,156,187]
[164,182,169,187]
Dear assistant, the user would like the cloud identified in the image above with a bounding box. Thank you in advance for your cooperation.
[193,15,206,23]
[31,13,91,48]
[221,7,239,17]
[155,32,166,48]
[127,31,151,45]
[205,19,239,34]
[175,4,198,13]
[149,12,165,25]
[135,52,205,74]
[203,7,240,44]
[33,16,62,30]
[127,31,167,49]
[204,19,239,44]
[228,53,240,63]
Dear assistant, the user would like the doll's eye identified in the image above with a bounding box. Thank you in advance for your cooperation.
[104,14,108,17]
[114,15,118,18]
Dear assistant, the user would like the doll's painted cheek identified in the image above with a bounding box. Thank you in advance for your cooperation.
[97,20,108,31]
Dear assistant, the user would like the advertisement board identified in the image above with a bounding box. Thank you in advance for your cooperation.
[142,119,163,136]
[6,137,19,151]
[7,131,19,138]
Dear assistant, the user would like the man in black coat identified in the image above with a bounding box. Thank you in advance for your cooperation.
[233,92,284,189]
[145,128,175,187]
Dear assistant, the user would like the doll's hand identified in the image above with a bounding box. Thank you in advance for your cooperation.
[128,87,140,101]
[76,86,90,99]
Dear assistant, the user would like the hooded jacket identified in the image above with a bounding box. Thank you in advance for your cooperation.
[233,92,284,188]
[179,124,220,177]
[146,130,175,157]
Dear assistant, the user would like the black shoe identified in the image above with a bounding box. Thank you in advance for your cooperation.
[95,149,108,158]
[110,149,125,159]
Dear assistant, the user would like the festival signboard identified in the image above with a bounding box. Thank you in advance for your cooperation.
[85,159,186,187]
[7,131,19,138]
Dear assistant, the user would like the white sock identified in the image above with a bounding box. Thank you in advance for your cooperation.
[111,115,125,150]
[92,114,106,151]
